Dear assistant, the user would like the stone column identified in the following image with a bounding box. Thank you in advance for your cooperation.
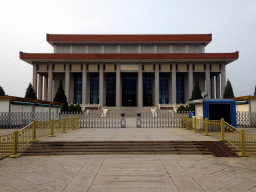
[216,73,220,98]
[65,63,70,103]
[221,63,226,99]
[155,63,159,107]
[38,74,43,100]
[172,63,176,104]
[211,76,215,99]
[138,64,143,107]
[32,64,37,97]
[99,64,104,106]
[116,64,121,107]
[47,64,53,101]
[188,63,193,99]
[206,63,211,99]
[44,76,48,101]
[82,63,87,105]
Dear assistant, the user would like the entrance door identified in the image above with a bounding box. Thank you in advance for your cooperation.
[122,74,137,106]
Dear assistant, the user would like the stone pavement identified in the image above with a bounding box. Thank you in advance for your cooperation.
[1,155,256,192]
[37,128,219,142]
[1,127,256,191]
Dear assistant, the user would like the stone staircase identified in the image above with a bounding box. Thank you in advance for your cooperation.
[20,141,213,156]
[106,107,154,118]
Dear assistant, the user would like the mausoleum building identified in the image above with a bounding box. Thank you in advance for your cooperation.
[20,34,239,107]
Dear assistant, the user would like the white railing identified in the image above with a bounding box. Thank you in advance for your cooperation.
[101,109,108,117]
[151,109,157,117]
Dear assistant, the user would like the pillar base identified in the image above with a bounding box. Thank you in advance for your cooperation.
[238,152,247,156]
[9,154,21,158]
[48,135,56,137]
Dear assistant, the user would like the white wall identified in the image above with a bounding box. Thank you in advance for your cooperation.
[120,45,138,53]
[104,45,118,53]
[10,104,33,113]
[195,104,203,117]
[56,43,204,54]
[141,45,154,53]
[189,44,203,53]
[250,100,256,111]
[74,45,87,53]
[173,45,186,53]
[157,45,170,53]
[58,45,70,53]
[0,100,10,112]
[236,104,249,112]
[89,45,102,53]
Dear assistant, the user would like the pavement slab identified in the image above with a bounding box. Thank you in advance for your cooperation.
[37,127,219,142]
[1,126,256,191]
[1,155,256,191]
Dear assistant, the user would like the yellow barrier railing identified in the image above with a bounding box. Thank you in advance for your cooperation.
[1,116,80,159]
[181,116,256,157]
[223,122,240,150]
[0,133,14,159]
[244,132,256,156]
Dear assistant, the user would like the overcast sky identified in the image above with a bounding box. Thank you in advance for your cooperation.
[0,0,255,97]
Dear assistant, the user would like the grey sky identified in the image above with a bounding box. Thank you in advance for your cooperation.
[0,0,255,97]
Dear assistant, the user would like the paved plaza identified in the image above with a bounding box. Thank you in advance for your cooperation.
[1,126,256,191]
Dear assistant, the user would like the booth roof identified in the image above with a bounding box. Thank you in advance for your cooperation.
[188,99,236,104]
[0,96,63,106]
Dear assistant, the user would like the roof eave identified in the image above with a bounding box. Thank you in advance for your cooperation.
[46,34,212,47]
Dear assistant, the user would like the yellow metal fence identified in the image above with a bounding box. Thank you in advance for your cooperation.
[181,116,256,157]
[0,117,79,159]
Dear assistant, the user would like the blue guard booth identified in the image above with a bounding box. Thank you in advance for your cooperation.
[194,99,237,128]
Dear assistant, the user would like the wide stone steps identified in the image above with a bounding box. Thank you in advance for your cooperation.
[20,141,213,156]
[106,107,154,117]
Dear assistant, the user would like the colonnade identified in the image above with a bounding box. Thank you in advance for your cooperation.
[32,63,226,106]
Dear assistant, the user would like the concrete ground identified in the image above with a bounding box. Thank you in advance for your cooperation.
[1,155,256,192]
[37,128,219,142]
[1,126,256,191]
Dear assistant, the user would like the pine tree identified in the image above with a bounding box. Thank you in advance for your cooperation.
[25,83,37,99]
[53,79,68,112]
[187,77,203,112]
[190,77,203,101]
[223,79,234,98]
[254,86,256,96]
[0,86,6,96]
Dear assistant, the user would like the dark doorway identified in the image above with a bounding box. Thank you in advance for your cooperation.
[176,74,185,104]
[209,104,231,124]
[106,74,116,106]
[143,73,153,106]
[122,73,137,106]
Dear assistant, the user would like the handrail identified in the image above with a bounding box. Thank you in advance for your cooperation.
[2,115,79,159]
[181,116,256,157]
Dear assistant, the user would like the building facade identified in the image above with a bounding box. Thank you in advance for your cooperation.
[20,34,239,107]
